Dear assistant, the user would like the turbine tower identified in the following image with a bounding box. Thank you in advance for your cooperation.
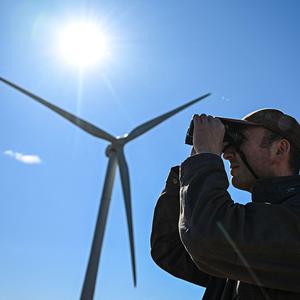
[0,76,210,300]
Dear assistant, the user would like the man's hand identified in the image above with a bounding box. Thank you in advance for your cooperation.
[192,114,225,156]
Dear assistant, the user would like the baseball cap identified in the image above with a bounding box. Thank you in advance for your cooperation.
[219,109,300,151]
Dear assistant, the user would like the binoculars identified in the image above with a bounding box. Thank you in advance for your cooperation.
[185,118,245,148]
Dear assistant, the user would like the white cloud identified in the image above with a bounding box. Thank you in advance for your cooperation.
[4,150,42,165]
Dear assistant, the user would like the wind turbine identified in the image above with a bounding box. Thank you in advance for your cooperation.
[0,76,210,300]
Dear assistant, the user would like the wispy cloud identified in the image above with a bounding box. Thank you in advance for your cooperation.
[221,96,230,102]
[4,150,42,165]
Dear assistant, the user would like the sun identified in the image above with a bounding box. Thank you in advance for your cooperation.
[58,21,110,67]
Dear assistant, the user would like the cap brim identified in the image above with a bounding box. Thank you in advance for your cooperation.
[218,117,263,126]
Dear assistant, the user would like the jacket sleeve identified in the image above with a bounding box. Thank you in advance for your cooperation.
[150,166,210,287]
[179,153,300,293]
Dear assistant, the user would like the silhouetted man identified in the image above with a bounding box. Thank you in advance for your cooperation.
[151,109,300,299]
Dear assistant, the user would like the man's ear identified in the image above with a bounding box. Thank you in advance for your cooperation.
[274,139,290,158]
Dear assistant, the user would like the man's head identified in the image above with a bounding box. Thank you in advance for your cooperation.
[221,109,300,192]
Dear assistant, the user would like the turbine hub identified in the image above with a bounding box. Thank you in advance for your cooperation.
[116,135,127,145]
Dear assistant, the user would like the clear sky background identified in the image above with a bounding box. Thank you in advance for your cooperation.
[1,1,300,299]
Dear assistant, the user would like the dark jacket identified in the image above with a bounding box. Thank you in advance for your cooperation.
[151,153,300,299]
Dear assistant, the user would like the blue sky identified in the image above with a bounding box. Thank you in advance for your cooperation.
[1,1,300,299]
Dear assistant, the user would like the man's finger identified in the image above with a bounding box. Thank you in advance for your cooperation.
[199,114,208,123]
[207,115,214,122]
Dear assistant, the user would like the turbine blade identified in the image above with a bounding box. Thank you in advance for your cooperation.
[117,147,137,286]
[80,152,118,300]
[0,76,116,143]
[125,93,211,142]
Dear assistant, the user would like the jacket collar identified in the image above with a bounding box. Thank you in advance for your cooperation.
[252,175,300,204]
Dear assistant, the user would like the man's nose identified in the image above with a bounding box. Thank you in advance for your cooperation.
[223,145,235,160]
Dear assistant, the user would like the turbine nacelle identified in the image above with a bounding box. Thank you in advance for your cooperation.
[105,144,116,157]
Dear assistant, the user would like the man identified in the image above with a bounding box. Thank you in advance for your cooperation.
[151,109,300,299]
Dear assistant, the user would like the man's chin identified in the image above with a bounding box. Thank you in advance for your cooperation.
[231,177,252,192]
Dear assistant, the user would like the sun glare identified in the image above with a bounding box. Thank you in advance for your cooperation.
[58,21,110,67]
